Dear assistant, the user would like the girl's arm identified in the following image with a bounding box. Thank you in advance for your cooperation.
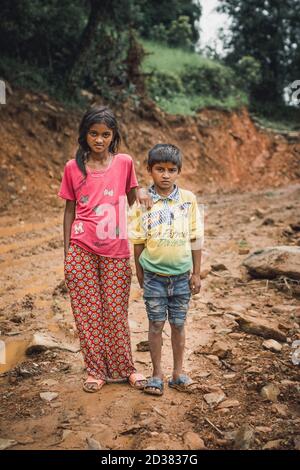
[63,200,76,258]
[134,244,145,288]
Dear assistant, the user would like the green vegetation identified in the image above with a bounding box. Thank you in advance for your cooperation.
[142,40,248,115]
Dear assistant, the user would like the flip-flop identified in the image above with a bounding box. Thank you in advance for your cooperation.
[83,378,105,393]
[144,377,164,396]
[168,374,195,393]
[128,372,147,390]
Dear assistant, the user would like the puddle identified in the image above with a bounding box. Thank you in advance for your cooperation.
[0,338,31,374]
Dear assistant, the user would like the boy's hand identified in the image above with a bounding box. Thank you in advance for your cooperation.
[137,269,144,288]
[190,273,201,295]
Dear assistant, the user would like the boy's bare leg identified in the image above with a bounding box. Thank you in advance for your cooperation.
[170,323,185,380]
[148,320,165,389]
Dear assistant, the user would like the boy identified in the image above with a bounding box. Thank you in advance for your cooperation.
[130,144,204,396]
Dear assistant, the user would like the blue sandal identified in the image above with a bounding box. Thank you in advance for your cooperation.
[168,374,195,392]
[144,377,164,396]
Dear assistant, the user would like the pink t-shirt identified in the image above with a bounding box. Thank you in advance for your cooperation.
[58,154,138,258]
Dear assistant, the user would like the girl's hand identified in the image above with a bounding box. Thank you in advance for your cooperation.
[137,187,153,209]
[189,274,201,295]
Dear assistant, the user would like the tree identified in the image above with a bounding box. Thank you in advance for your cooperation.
[135,0,202,46]
[218,0,300,106]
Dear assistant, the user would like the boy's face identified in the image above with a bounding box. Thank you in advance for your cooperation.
[148,162,180,192]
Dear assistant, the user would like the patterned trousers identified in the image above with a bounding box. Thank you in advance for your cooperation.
[64,243,136,380]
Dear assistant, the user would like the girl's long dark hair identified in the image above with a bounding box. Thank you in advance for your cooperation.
[75,106,121,177]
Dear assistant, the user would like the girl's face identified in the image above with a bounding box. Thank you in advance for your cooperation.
[86,123,114,155]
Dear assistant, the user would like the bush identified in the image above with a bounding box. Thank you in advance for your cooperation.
[146,71,184,99]
[180,63,236,99]
[167,16,193,50]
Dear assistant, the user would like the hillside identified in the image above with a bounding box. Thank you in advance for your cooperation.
[0,87,299,218]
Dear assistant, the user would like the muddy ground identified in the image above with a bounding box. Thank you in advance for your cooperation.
[0,183,299,450]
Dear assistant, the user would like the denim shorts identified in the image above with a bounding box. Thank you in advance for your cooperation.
[143,270,191,326]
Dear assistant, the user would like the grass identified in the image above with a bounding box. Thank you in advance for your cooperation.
[141,40,248,115]
[156,93,248,115]
[142,40,219,75]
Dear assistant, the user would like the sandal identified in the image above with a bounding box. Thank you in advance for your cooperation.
[83,377,106,393]
[144,377,164,396]
[168,374,195,393]
[128,372,147,390]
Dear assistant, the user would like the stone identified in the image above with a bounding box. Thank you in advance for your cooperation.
[262,339,283,352]
[223,373,236,379]
[86,437,102,450]
[0,438,18,450]
[256,426,272,433]
[243,246,300,280]
[260,384,280,402]
[40,392,58,402]
[233,425,254,450]
[203,392,226,405]
[26,333,80,355]
[271,403,288,417]
[211,340,232,358]
[211,263,228,272]
[183,432,206,450]
[136,340,150,352]
[217,399,240,409]
[263,439,282,450]
[236,315,286,342]
[40,379,59,387]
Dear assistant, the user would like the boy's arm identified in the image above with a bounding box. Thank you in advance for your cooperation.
[134,244,145,288]
[63,200,76,258]
[190,247,202,294]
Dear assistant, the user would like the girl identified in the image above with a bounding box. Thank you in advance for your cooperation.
[59,106,148,392]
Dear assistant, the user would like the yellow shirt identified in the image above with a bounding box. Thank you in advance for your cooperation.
[129,186,204,275]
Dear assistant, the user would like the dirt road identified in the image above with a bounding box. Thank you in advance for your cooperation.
[0,184,299,450]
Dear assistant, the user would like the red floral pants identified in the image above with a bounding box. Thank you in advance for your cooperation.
[64,243,136,381]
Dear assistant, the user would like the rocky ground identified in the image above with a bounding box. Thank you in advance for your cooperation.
[0,183,299,451]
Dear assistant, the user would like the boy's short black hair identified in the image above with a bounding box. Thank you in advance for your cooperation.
[148,144,182,171]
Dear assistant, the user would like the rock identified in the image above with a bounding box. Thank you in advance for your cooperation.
[260,384,280,402]
[203,392,226,405]
[228,332,245,339]
[40,392,58,402]
[239,248,250,255]
[0,438,18,450]
[211,263,228,271]
[233,425,254,450]
[262,339,283,352]
[136,340,150,352]
[262,218,275,226]
[236,315,286,342]
[183,432,206,450]
[86,437,102,450]
[26,333,80,355]
[255,209,265,219]
[211,340,232,359]
[206,355,221,366]
[256,426,272,433]
[294,436,300,451]
[223,373,236,379]
[40,379,59,387]
[217,399,240,409]
[243,246,300,280]
[271,403,288,417]
[263,439,282,450]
